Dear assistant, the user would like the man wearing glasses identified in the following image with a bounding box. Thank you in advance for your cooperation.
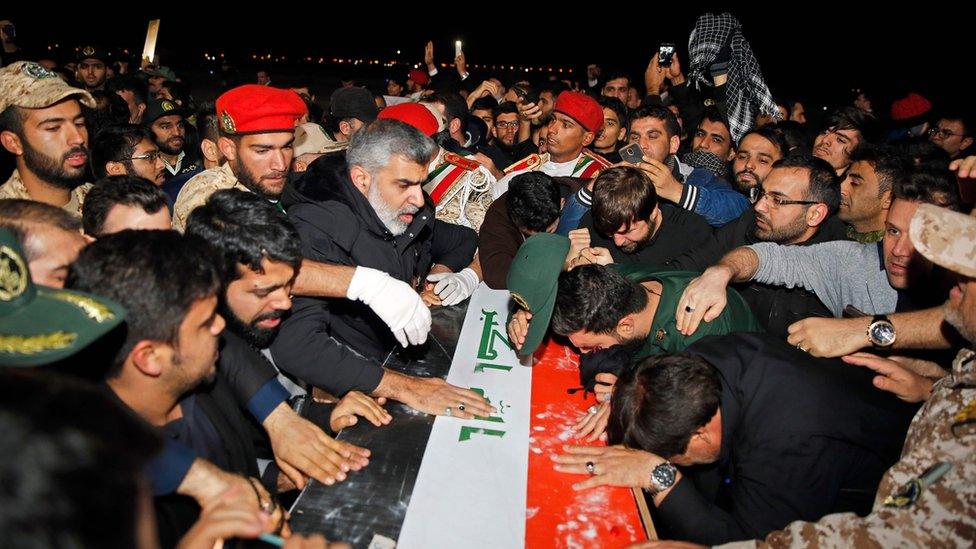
[664,155,849,337]
[91,123,167,185]
[929,114,974,160]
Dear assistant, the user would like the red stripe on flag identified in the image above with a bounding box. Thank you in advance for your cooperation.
[429,168,467,204]
[525,339,647,548]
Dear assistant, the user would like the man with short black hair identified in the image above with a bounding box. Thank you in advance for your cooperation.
[601,72,631,104]
[494,91,611,201]
[666,155,848,338]
[611,105,748,227]
[479,172,579,289]
[423,92,471,149]
[506,235,758,370]
[324,87,378,151]
[592,96,628,163]
[75,45,109,90]
[143,97,201,183]
[0,198,86,287]
[0,370,161,548]
[553,335,915,545]
[677,170,963,338]
[838,145,909,243]
[731,126,788,194]
[813,106,879,176]
[692,105,736,162]
[186,189,380,489]
[575,166,712,266]
[929,113,974,159]
[91,123,167,184]
[82,175,171,237]
[108,73,149,124]
[0,61,95,216]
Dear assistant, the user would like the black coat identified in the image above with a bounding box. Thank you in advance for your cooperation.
[581,203,713,266]
[666,208,849,338]
[272,155,477,394]
[153,370,263,548]
[655,333,918,545]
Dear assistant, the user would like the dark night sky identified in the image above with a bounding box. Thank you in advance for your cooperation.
[3,8,971,110]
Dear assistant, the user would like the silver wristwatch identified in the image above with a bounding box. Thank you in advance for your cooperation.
[867,315,896,348]
[644,461,678,497]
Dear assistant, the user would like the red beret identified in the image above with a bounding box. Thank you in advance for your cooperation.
[216,84,307,135]
[377,103,439,137]
[407,69,430,87]
[554,91,604,133]
[890,92,932,122]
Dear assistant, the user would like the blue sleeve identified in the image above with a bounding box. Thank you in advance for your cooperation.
[146,439,197,496]
[556,186,592,235]
[678,170,749,227]
[246,379,291,423]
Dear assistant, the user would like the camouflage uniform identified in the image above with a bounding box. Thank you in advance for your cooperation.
[719,203,976,548]
[0,61,95,218]
[0,169,91,218]
[716,349,975,548]
[171,163,250,232]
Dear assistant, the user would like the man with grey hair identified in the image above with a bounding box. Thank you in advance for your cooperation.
[274,119,489,420]
[174,84,437,357]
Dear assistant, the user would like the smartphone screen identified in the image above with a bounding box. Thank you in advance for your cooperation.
[658,44,675,66]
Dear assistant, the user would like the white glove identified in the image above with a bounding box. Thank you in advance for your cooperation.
[426,268,479,306]
[347,267,431,347]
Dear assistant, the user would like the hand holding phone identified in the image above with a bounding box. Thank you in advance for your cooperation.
[619,143,645,165]
[658,43,675,67]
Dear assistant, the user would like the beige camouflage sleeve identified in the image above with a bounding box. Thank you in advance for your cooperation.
[717,455,976,548]
[171,180,213,233]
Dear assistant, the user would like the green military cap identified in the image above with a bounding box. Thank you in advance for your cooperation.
[0,228,125,367]
[506,232,570,356]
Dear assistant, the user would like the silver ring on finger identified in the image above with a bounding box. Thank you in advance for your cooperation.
[685,305,695,313]
[444,406,453,417]
[585,461,596,475]
[588,404,599,414]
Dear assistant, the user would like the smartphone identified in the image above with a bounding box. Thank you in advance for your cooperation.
[512,84,539,106]
[619,143,645,165]
[658,43,675,67]
[455,40,463,57]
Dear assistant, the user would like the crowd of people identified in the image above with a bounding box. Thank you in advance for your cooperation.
[1,13,974,548]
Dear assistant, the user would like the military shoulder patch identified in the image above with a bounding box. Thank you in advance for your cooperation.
[504,154,543,175]
[444,152,481,172]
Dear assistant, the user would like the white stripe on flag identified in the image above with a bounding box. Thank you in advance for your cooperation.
[397,284,532,548]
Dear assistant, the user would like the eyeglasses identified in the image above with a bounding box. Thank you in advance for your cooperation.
[750,188,820,208]
[130,151,161,162]
[495,121,519,129]
[928,127,965,139]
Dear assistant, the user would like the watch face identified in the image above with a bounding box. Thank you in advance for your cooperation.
[652,463,677,489]
[870,321,896,346]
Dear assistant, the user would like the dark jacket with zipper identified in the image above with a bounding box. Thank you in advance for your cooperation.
[272,154,477,394]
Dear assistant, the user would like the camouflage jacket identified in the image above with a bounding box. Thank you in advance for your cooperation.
[720,348,976,548]
[172,163,250,232]
[0,169,91,218]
